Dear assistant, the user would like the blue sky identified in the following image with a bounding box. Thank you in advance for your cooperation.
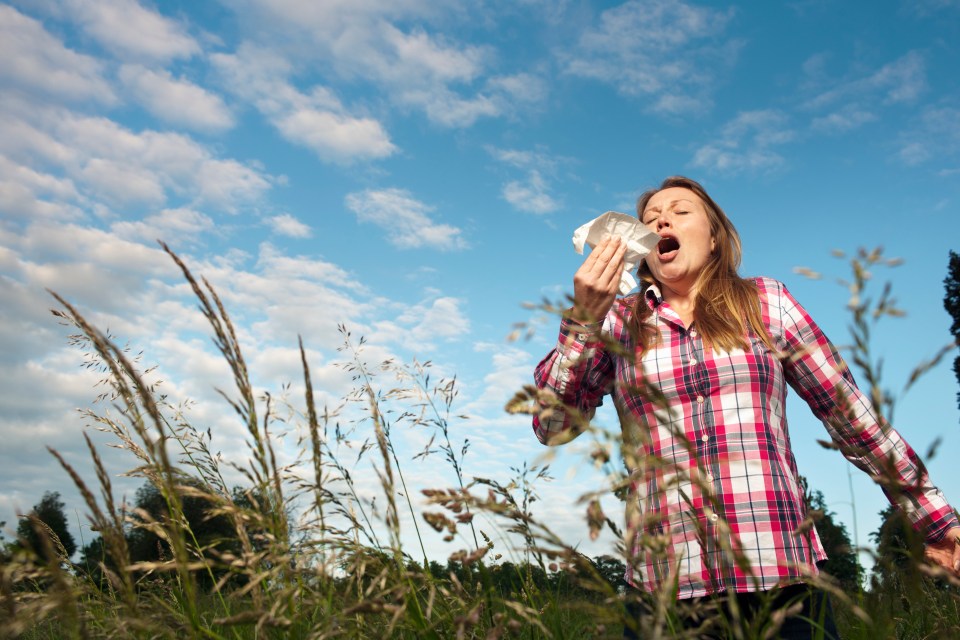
[2,0,960,571]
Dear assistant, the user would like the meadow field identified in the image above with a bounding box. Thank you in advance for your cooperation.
[2,246,959,640]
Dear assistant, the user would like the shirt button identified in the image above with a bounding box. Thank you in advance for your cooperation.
[696,396,704,404]
[689,358,698,366]
[690,329,697,337]
[706,474,714,482]
[701,435,709,442]
[709,514,719,522]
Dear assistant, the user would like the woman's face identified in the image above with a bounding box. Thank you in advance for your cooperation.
[640,187,716,293]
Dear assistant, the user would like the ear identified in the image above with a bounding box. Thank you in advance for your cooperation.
[710,235,716,253]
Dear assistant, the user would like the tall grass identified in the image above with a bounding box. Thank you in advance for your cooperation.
[0,245,957,639]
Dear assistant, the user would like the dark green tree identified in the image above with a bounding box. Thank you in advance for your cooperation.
[806,489,863,592]
[16,491,77,564]
[77,535,113,589]
[799,477,863,592]
[0,520,9,564]
[866,503,960,636]
[944,250,960,415]
[592,555,627,592]
[868,504,923,599]
[490,561,525,597]
[125,478,270,590]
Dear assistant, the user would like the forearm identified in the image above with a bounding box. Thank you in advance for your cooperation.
[822,395,958,542]
[532,318,610,445]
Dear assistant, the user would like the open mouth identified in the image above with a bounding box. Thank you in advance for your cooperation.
[657,237,680,255]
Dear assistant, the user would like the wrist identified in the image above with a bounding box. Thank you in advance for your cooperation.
[561,317,602,343]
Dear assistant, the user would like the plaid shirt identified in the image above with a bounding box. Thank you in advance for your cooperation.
[533,277,957,598]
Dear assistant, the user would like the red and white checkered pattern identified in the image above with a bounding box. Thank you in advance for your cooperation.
[533,277,957,598]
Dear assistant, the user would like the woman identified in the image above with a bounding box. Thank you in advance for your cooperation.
[532,176,960,638]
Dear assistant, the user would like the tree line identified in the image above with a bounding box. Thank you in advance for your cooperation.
[0,474,918,599]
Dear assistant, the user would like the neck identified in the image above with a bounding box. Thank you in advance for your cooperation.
[660,281,698,325]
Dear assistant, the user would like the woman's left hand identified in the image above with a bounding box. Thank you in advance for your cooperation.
[925,525,960,575]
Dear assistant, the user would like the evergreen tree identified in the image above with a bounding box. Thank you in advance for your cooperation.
[944,250,960,415]
[15,491,77,564]
[77,535,113,589]
[0,520,9,563]
[806,489,863,592]
[868,504,922,598]
[125,478,273,590]
[799,477,863,592]
[592,555,627,592]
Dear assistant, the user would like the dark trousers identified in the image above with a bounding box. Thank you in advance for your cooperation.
[623,584,840,639]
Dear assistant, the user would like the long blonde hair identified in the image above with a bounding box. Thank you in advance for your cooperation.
[630,176,775,353]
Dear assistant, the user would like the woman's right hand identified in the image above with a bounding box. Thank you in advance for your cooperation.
[572,236,627,324]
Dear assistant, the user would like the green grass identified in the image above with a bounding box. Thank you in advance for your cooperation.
[2,245,959,639]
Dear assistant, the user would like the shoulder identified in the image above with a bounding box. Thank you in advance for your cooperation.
[747,277,790,327]
[749,276,788,308]
[750,276,785,294]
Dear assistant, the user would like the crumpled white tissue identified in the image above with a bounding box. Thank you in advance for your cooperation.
[572,211,661,294]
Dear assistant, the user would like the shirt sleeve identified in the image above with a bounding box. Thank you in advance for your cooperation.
[771,278,959,542]
[532,316,616,445]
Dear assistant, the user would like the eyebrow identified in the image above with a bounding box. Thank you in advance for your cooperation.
[643,199,695,214]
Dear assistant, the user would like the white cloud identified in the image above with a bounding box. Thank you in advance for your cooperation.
[485,72,548,106]
[900,0,960,17]
[561,0,737,114]
[400,87,501,128]
[897,105,960,166]
[0,154,84,220]
[274,108,396,162]
[212,45,397,163]
[0,221,473,494]
[58,0,200,62]
[810,106,877,134]
[378,23,486,84]
[80,157,167,208]
[0,104,273,215]
[111,208,215,246]
[9,225,178,323]
[869,52,927,104]
[345,188,467,251]
[368,295,471,352]
[192,158,273,212]
[0,5,115,103]
[691,110,794,174]
[400,296,470,343]
[462,344,537,420]
[214,1,538,127]
[803,51,927,113]
[267,214,312,239]
[489,147,565,215]
[503,172,559,215]
[118,65,234,132]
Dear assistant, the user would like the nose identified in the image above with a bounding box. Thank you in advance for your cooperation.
[656,212,671,231]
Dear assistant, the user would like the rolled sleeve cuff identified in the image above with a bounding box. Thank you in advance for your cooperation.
[559,318,603,351]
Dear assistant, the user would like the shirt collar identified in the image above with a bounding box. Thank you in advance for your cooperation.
[643,283,664,309]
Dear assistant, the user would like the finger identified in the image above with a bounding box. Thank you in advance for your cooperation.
[589,236,623,278]
[953,536,960,573]
[581,236,613,271]
[597,240,627,288]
